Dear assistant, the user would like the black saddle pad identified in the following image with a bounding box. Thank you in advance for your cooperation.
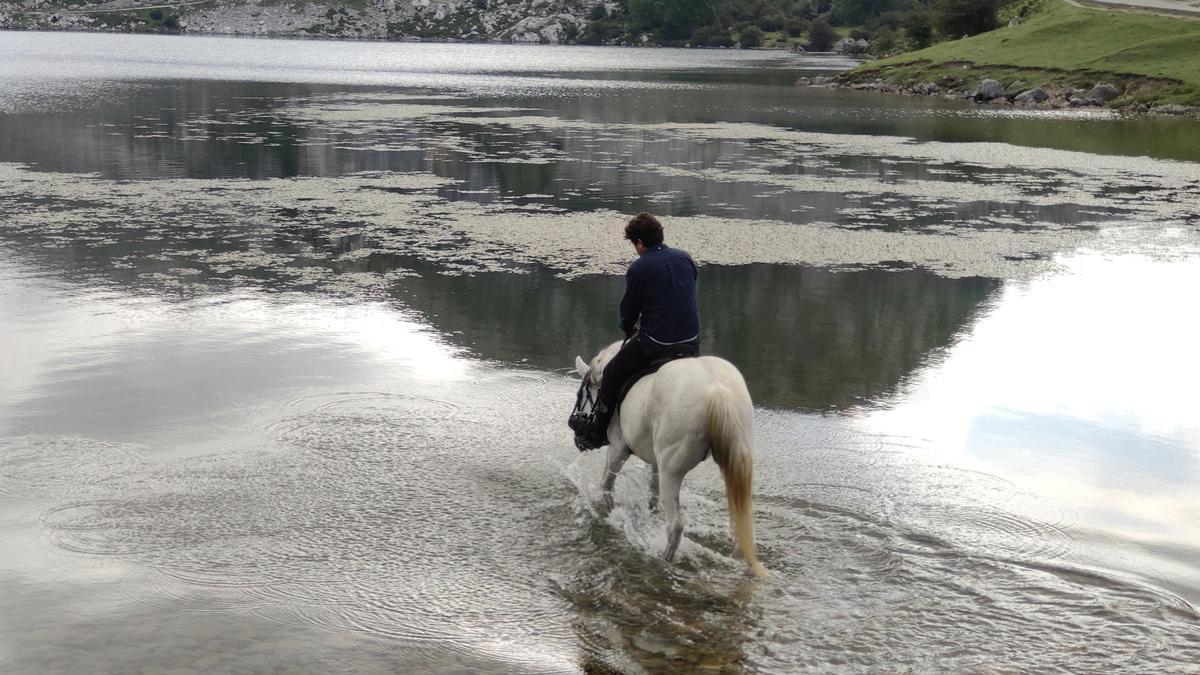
[616,354,696,411]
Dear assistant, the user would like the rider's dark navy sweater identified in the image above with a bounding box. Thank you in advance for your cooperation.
[619,243,700,347]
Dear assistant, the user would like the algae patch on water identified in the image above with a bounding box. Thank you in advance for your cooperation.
[1,157,1197,287]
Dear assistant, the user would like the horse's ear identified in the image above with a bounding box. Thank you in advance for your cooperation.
[574,356,589,377]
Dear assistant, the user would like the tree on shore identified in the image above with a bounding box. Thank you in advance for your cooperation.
[831,0,904,26]
[933,0,1000,37]
[630,0,715,40]
[739,25,764,47]
[807,18,837,51]
[903,11,934,48]
[580,0,984,53]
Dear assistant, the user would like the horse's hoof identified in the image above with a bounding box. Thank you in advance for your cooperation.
[602,493,615,511]
[648,498,659,512]
[664,525,682,562]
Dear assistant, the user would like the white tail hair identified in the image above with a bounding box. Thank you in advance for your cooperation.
[707,385,767,578]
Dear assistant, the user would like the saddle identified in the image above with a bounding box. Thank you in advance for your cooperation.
[568,342,698,453]
[615,352,697,412]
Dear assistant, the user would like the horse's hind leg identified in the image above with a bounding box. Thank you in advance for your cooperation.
[661,470,684,561]
[648,464,660,512]
[601,443,630,511]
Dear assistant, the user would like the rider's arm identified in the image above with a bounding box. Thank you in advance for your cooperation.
[619,266,642,337]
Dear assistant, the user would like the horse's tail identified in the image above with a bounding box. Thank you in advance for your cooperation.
[707,385,768,578]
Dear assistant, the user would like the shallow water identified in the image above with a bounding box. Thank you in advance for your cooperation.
[1,31,1199,673]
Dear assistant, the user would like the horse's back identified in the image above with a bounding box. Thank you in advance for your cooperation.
[657,355,752,405]
[639,356,753,442]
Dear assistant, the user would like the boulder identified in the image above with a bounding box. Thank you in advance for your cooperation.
[1085,82,1121,103]
[1014,87,1048,104]
[834,38,870,55]
[971,78,1004,101]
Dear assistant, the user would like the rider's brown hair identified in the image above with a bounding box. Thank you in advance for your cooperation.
[624,212,664,247]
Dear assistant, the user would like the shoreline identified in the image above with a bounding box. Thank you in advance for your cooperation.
[824,0,1200,117]
[0,24,800,47]
[799,71,1200,118]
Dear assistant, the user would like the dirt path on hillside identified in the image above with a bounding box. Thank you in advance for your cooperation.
[1068,0,1200,18]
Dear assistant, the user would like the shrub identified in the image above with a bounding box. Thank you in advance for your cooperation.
[149,9,162,21]
[870,26,898,54]
[589,3,608,21]
[784,17,808,36]
[871,10,905,30]
[849,27,869,40]
[579,17,624,44]
[739,25,764,47]
[690,24,733,47]
[760,14,786,31]
[807,18,837,51]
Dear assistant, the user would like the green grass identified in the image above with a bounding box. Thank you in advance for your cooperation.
[853,0,1200,104]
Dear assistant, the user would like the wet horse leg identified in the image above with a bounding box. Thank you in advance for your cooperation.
[648,464,660,512]
[601,443,630,511]
[661,470,684,561]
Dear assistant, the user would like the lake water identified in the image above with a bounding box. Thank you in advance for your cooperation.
[1,31,1199,672]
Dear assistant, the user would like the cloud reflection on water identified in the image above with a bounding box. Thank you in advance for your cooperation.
[863,254,1200,596]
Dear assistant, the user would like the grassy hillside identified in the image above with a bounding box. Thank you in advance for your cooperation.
[849,0,1200,105]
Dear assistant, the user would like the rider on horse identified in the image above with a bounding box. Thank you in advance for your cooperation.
[569,212,701,451]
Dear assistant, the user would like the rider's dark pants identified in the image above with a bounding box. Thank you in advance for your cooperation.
[595,337,700,424]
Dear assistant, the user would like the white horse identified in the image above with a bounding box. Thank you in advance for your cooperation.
[574,341,767,577]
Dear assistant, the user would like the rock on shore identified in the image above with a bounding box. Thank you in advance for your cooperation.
[802,72,1200,117]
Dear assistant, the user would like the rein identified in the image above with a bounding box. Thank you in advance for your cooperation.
[571,334,633,422]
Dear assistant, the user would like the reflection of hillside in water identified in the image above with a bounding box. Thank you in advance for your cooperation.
[380,255,1000,410]
[0,196,997,412]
